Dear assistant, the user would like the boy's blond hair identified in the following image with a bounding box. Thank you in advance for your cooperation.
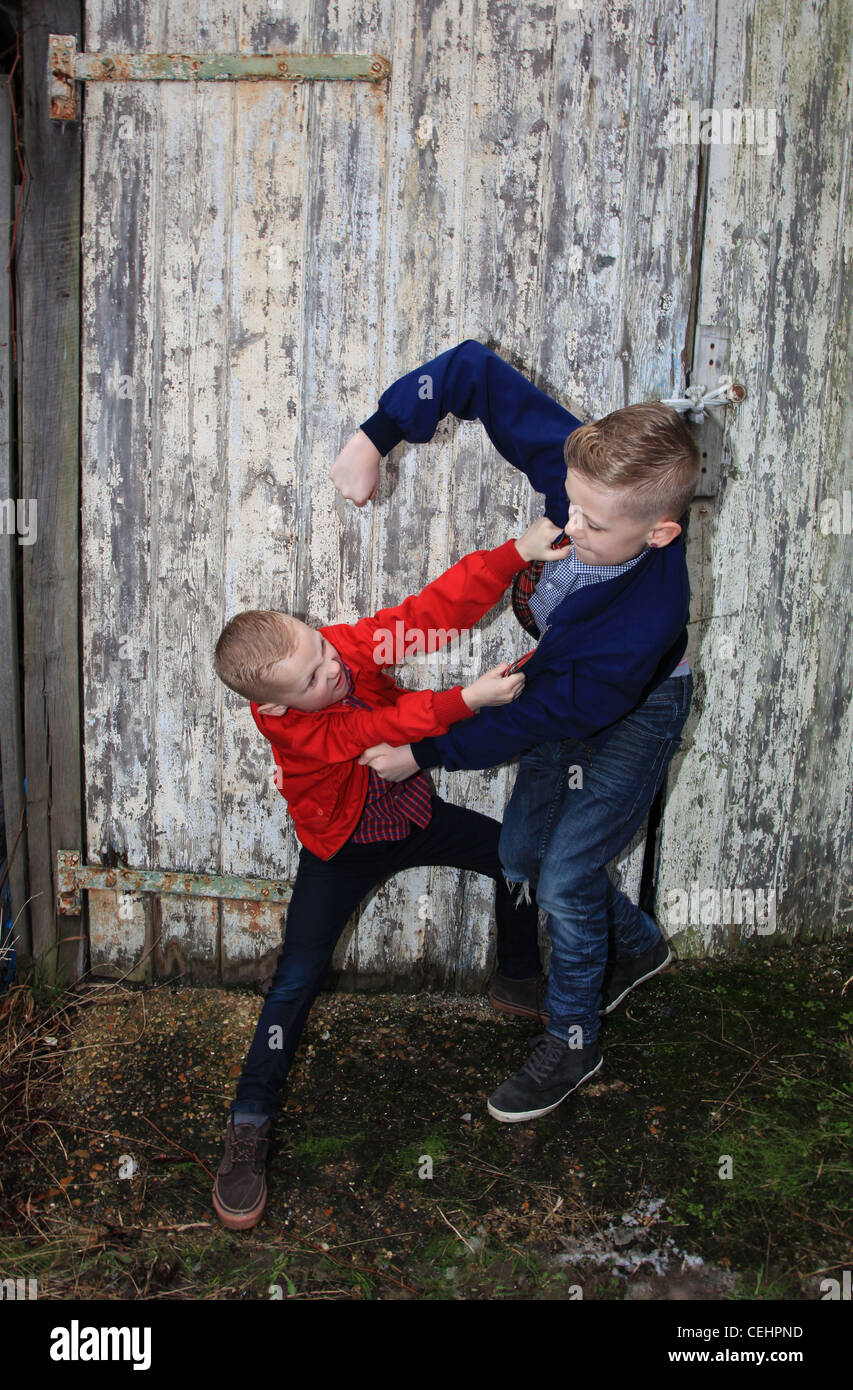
[564,402,701,523]
[213,610,300,702]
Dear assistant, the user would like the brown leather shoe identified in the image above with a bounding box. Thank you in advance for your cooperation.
[489,971,549,1024]
[212,1115,271,1230]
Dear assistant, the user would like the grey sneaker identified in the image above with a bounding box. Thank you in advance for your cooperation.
[212,1115,271,1230]
[487,1032,603,1123]
[599,936,672,1015]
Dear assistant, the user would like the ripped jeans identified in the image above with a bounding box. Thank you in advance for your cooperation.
[498,673,693,1046]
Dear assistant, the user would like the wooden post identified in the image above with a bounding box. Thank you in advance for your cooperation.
[0,77,29,968]
[18,2,84,984]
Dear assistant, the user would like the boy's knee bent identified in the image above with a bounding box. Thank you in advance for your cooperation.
[499,827,539,887]
[265,951,330,1006]
[536,859,601,917]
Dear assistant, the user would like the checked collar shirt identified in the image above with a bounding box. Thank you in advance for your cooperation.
[528,543,649,634]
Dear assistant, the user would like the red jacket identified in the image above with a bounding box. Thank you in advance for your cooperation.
[250,537,527,858]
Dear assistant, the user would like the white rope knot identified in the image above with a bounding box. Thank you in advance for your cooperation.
[661,377,746,422]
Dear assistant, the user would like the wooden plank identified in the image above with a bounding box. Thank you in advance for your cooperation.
[339,0,476,988]
[542,0,712,918]
[600,0,714,911]
[423,0,560,986]
[147,0,239,983]
[279,0,396,984]
[81,0,160,979]
[656,0,853,949]
[19,1,84,984]
[217,0,314,983]
[0,91,30,969]
[653,5,779,952]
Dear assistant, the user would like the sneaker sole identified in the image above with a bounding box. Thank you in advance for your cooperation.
[212,1182,267,1231]
[599,947,673,1016]
[488,990,549,1024]
[487,1054,603,1123]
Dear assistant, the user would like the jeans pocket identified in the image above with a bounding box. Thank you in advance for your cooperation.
[625,733,679,822]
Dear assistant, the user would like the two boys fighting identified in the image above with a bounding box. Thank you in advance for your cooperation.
[211,339,699,1231]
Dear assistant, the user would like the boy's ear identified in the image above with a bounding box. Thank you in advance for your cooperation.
[258,701,288,717]
[646,518,682,548]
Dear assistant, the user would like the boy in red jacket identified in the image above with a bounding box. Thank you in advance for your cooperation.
[210,516,561,1229]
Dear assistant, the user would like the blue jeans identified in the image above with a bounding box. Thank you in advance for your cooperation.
[498,673,693,1046]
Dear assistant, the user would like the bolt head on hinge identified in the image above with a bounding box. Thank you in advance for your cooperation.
[56,848,83,914]
[49,34,79,122]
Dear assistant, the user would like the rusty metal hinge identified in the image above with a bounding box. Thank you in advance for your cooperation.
[57,850,292,915]
[49,34,391,121]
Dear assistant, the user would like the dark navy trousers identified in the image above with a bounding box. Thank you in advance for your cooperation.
[231,796,540,1122]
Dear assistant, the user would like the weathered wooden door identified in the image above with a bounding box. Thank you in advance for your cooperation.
[79,0,851,984]
[654,2,853,952]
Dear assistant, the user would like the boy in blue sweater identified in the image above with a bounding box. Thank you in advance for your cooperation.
[330,340,698,1123]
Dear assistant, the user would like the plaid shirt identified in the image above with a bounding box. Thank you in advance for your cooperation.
[528,541,650,634]
[511,533,572,636]
[340,660,433,843]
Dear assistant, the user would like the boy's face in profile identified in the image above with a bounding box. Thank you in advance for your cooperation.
[256,622,347,716]
[565,468,681,566]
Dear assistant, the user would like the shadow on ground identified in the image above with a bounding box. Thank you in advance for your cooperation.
[1,940,850,1300]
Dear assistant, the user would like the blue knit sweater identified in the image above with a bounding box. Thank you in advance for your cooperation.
[359,339,690,772]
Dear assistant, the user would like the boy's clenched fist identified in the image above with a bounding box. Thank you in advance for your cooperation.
[329,429,381,505]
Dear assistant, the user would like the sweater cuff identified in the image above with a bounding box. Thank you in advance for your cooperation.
[485,536,533,582]
[433,685,474,727]
[359,405,405,458]
[412,736,441,770]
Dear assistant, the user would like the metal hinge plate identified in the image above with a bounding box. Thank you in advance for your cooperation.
[57,849,293,915]
[49,33,391,120]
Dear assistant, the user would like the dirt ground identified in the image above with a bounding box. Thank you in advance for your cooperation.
[1,939,850,1300]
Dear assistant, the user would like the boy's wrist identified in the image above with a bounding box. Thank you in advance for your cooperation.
[411,737,440,770]
[485,536,533,579]
[461,684,480,712]
[469,537,532,586]
[359,405,404,458]
[433,686,475,724]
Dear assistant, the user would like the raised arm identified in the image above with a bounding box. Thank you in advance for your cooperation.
[341,538,523,669]
[332,340,583,525]
[256,658,527,768]
[338,521,563,670]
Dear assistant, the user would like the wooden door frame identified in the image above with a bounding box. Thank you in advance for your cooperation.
[16,1,84,984]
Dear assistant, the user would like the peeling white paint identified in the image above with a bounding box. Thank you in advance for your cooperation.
[81,0,849,980]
